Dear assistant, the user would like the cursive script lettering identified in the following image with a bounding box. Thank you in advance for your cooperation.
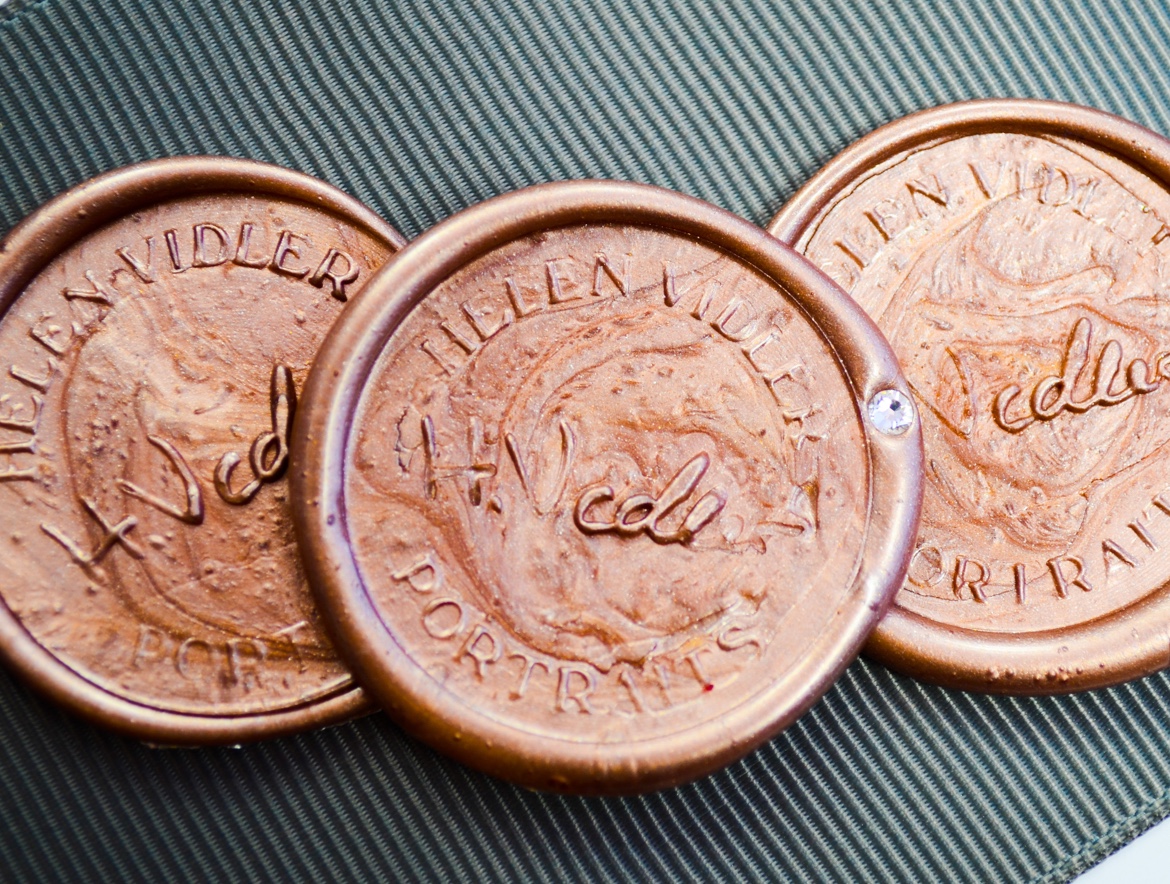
[574,452,726,544]
[117,435,204,524]
[215,364,295,504]
[42,497,144,566]
[993,318,1169,433]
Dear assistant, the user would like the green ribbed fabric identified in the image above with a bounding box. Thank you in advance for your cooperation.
[2,1,1170,880]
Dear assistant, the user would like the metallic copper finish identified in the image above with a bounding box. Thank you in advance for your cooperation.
[292,181,923,794]
[770,99,1170,694]
[0,157,405,743]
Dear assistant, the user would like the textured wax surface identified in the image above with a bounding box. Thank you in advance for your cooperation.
[3,1,1170,881]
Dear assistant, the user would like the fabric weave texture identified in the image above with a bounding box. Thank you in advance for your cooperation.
[3,1,1170,881]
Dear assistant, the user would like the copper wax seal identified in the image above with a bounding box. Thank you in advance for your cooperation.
[770,99,1170,693]
[0,157,405,743]
[291,181,923,793]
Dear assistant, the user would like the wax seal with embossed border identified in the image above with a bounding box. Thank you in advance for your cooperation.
[291,181,922,794]
[0,157,405,744]
[770,99,1170,694]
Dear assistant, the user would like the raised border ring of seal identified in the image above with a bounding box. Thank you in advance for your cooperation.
[771,99,1170,694]
[291,180,923,794]
[0,157,405,744]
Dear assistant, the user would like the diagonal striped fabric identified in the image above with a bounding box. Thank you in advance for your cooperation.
[3,1,1170,880]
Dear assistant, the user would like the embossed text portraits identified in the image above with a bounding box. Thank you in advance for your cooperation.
[0,158,404,743]
[772,100,1170,692]
[292,181,921,793]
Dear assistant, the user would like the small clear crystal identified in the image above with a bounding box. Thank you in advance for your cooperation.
[868,389,914,436]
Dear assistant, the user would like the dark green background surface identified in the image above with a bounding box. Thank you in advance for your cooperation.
[3,1,1170,880]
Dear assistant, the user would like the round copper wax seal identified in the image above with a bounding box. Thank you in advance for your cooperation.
[770,99,1170,693]
[0,157,405,743]
[291,181,922,793]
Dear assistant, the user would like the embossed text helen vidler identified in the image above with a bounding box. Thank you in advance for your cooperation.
[772,99,1170,694]
[290,180,923,794]
[0,158,405,744]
